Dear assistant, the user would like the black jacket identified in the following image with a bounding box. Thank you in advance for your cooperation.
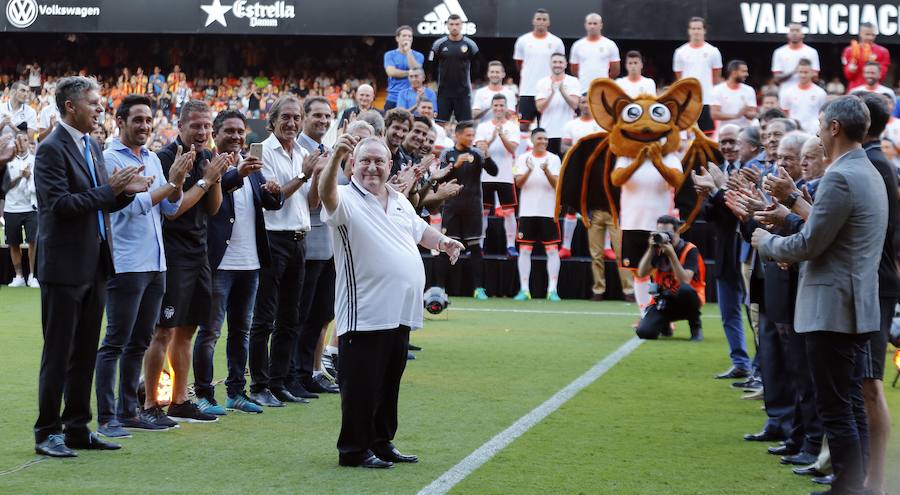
[34,125,134,285]
[700,188,743,284]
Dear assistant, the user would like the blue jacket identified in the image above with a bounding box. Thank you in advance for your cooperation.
[207,169,284,271]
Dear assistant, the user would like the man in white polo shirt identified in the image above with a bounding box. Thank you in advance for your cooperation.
[615,51,656,99]
[514,8,565,130]
[320,133,462,469]
[709,60,758,129]
[569,13,620,91]
[771,22,820,98]
[673,16,722,135]
[535,53,581,156]
[779,59,827,133]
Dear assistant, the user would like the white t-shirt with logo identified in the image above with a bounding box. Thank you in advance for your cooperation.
[472,85,518,124]
[709,82,758,128]
[672,42,723,104]
[570,36,621,90]
[615,154,681,231]
[615,76,657,99]
[513,32,566,97]
[779,83,828,133]
[217,175,261,271]
[512,151,562,218]
[771,44,821,94]
[475,120,520,183]
[563,117,603,145]
[1,101,37,131]
[535,75,581,138]
[3,154,36,213]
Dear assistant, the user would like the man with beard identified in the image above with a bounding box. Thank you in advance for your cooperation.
[384,108,413,177]
[849,62,895,98]
[432,121,497,300]
[144,100,235,425]
[193,110,283,415]
[710,60,758,129]
[93,95,191,437]
[534,53,580,157]
[569,13,620,90]
[472,61,517,125]
[475,94,519,256]
[293,96,341,396]
[771,22,820,98]
[428,14,479,123]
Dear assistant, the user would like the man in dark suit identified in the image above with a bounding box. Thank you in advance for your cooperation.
[753,95,888,495]
[33,76,151,457]
[192,110,283,415]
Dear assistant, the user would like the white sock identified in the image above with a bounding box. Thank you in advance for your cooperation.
[326,345,339,356]
[546,248,560,293]
[604,231,612,250]
[481,211,489,248]
[503,213,517,248]
[562,214,577,249]
[517,247,532,292]
[633,277,651,309]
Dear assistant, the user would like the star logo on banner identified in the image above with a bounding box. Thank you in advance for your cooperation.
[201,0,232,27]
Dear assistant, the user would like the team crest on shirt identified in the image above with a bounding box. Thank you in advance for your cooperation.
[461,45,468,53]
[622,258,631,267]
[517,232,524,239]
[163,306,175,320]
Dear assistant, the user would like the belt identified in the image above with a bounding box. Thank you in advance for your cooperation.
[270,230,307,241]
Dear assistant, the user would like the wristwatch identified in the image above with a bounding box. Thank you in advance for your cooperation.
[195,179,209,191]
[168,181,179,190]
[784,191,800,209]
[296,171,308,183]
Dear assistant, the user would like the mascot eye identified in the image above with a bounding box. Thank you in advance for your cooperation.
[621,104,643,123]
[649,104,671,123]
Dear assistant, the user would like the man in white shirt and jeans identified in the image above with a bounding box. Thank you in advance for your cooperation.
[320,133,462,469]
[3,132,38,288]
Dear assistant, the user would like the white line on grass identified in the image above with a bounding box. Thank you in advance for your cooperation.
[451,307,718,319]
[417,336,644,495]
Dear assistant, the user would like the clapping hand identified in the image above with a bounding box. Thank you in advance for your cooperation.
[262,180,281,195]
[108,166,142,195]
[691,166,716,197]
[168,145,194,186]
[762,167,798,203]
[753,202,790,229]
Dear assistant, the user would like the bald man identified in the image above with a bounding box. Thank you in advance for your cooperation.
[569,13,620,91]
[339,84,381,127]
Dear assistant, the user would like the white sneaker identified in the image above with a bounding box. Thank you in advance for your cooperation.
[27,275,39,288]
[8,276,26,288]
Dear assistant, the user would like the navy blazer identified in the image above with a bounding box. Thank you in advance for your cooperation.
[207,169,283,271]
[700,188,743,284]
[34,125,134,285]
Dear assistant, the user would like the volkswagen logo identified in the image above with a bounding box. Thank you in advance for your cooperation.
[6,0,38,29]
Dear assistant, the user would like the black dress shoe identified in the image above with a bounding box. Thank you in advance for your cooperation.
[249,389,284,407]
[810,474,833,485]
[408,343,422,351]
[374,447,418,463]
[768,445,799,456]
[35,434,77,458]
[793,465,825,477]
[272,388,310,404]
[744,430,784,442]
[716,367,751,379]
[286,382,319,399]
[305,375,339,394]
[339,455,393,469]
[781,452,818,466]
[65,432,121,450]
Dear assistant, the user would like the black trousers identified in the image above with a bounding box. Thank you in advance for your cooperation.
[35,264,109,442]
[337,326,410,464]
[757,313,795,437]
[249,232,306,393]
[805,331,870,495]
[635,285,701,339]
[777,323,822,455]
[547,138,562,157]
[436,91,472,123]
[291,258,336,386]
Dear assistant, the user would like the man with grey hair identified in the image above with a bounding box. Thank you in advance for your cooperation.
[357,109,385,137]
[752,95,886,495]
[396,67,437,114]
[320,134,463,468]
[33,76,152,456]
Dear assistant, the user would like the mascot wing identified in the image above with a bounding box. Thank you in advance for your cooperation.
[555,131,616,228]
[674,126,725,232]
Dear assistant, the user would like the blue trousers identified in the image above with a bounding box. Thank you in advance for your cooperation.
[716,277,752,371]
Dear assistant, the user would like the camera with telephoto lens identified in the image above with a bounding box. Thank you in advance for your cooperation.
[651,231,672,245]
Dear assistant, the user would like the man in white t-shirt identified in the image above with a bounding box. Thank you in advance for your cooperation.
[3,133,38,288]
[26,63,42,92]
[514,8,565,129]
[848,62,895,98]
[511,128,563,302]
[709,60,758,129]
[320,134,462,469]
[771,23,820,97]
[37,100,59,141]
[535,53,581,156]
[615,50,656,99]
[673,17,723,134]
[569,13,620,91]
[475,94,521,256]
[779,59,827,133]
[1,82,38,139]
[472,61,518,125]
[561,96,602,156]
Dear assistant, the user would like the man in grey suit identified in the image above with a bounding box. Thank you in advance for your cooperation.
[751,95,887,495]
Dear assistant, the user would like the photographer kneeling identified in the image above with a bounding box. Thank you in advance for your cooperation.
[635,215,706,341]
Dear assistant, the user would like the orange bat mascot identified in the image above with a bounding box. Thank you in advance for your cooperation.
[555,77,722,269]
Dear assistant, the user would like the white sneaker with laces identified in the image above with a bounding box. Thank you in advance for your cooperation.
[27,275,39,288]
[8,276,26,288]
